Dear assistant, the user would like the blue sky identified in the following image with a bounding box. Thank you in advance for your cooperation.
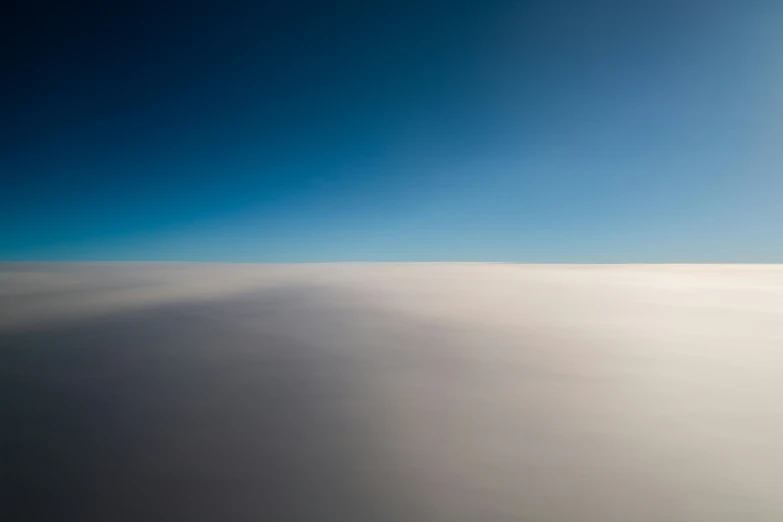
[3,1,782,262]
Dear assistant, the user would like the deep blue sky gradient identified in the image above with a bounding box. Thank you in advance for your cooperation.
[4,1,782,261]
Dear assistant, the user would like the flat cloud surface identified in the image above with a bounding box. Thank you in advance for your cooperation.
[3,263,783,521]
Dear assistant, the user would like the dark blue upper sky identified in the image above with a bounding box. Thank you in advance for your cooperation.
[4,0,782,262]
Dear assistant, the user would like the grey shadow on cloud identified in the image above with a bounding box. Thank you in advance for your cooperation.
[1,286,419,522]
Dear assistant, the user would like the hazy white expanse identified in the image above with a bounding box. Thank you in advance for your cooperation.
[3,263,783,521]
